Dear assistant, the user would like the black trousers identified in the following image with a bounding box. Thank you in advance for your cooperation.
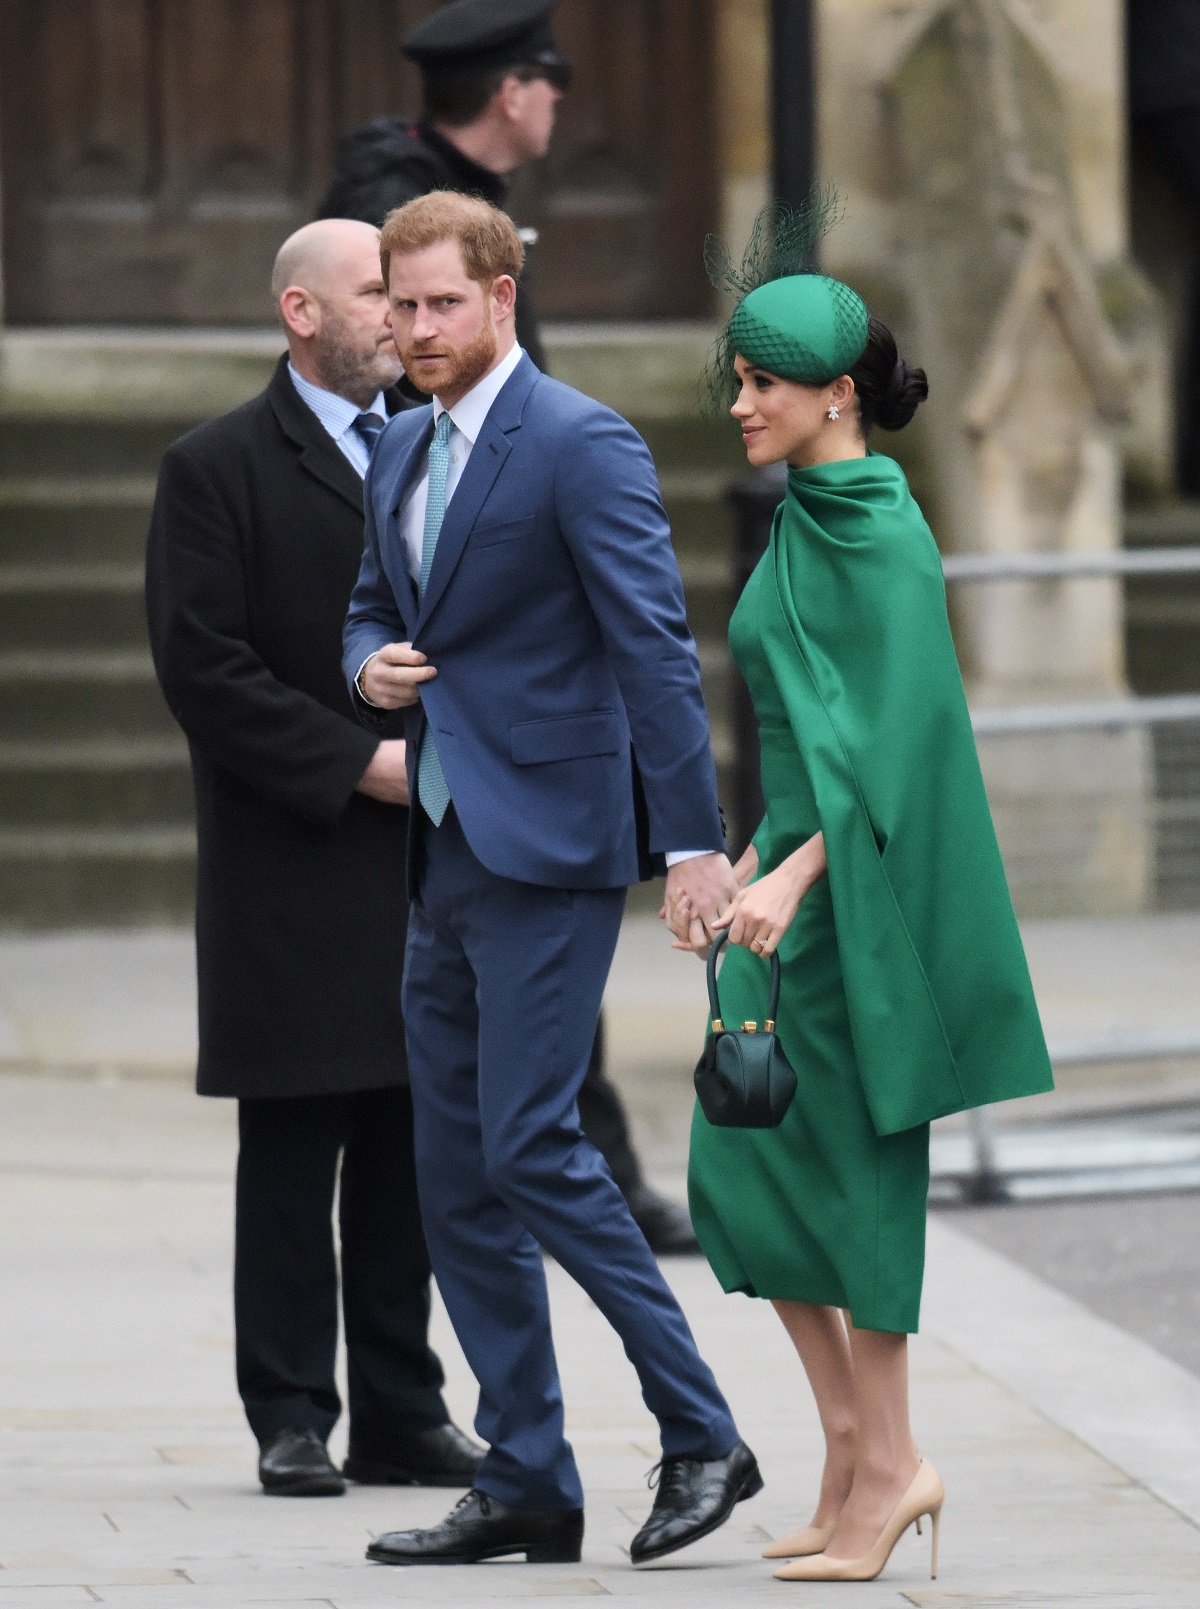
[234,1086,449,1451]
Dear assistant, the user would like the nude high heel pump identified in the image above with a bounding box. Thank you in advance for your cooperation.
[772,1459,944,1583]
[762,1522,834,1559]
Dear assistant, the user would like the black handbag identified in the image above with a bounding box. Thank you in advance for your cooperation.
[693,929,798,1128]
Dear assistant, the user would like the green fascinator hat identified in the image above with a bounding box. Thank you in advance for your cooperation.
[730,274,868,386]
[704,189,869,406]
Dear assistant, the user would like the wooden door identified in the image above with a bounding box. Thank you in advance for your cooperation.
[0,0,716,323]
[508,0,718,318]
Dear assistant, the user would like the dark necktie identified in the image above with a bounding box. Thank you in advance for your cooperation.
[351,412,385,455]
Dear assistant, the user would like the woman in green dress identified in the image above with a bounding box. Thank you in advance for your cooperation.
[674,250,1054,1583]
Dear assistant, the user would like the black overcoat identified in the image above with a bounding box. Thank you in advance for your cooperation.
[145,357,411,1098]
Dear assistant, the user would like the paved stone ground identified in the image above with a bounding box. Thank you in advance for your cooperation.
[2,916,1200,1605]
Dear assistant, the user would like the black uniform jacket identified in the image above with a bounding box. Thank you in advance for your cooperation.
[316,117,547,370]
[145,357,412,1099]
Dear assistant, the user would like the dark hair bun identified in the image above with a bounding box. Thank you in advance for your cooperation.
[875,357,929,432]
[850,315,929,434]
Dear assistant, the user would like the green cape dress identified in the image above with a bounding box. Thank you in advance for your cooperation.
[688,454,1052,1332]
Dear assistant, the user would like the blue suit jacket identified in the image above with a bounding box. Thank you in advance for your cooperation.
[343,354,724,889]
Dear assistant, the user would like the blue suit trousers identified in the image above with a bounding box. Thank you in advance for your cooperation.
[403,811,739,1510]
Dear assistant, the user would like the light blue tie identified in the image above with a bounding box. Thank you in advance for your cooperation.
[417,412,454,824]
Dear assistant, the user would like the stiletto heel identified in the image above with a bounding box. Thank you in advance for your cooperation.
[773,1459,945,1583]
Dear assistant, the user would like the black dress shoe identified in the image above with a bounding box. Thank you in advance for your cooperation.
[343,1422,485,1487]
[366,1487,584,1565]
[258,1427,345,1497]
[627,1185,702,1256]
[629,1439,762,1564]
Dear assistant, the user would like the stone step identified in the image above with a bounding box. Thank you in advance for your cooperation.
[0,652,176,742]
[0,825,195,927]
[0,468,738,561]
[0,478,158,566]
[0,737,191,828]
[0,564,148,652]
[0,406,742,484]
[0,411,199,481]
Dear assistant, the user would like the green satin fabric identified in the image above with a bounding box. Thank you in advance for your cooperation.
[687,453,1051,1331]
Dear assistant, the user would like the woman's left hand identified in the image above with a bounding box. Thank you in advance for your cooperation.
[709,833,827,957]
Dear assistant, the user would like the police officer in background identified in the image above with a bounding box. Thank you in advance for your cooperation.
[316,0,699,1256]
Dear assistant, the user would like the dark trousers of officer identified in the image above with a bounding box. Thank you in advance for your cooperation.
[234,1086,449,1452]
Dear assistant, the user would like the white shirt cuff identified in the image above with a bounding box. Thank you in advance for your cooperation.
[665,850,711,867]
[355,652,384,708]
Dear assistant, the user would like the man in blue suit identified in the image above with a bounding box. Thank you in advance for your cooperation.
[343,191,759,1568]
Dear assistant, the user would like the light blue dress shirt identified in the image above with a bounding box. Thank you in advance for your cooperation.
[287,363,386,480]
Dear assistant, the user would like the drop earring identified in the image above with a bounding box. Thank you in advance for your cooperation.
[826,404,840,422]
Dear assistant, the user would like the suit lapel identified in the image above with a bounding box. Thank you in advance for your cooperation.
[415,355,537,632]
[381,418,435,633]
[266,358,367,516]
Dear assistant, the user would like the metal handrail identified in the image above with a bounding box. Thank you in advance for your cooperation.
[972,693,1200,735]
[942,546,1200,581]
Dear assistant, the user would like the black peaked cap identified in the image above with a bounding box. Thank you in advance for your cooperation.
[402,0,565,75]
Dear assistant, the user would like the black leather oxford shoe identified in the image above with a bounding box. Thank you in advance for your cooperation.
[366,1488,584,1565]
[343,1421,485,1487]
[629,1439,762,1564]
[258,1427,345,1496]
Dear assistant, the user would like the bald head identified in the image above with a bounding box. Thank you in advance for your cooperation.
[271,217,382,303]
[273,218,402,407]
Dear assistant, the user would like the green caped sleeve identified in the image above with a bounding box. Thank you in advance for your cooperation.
[759,456,1053,1135]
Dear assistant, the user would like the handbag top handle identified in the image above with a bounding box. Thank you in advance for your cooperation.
[706,928,782,1031]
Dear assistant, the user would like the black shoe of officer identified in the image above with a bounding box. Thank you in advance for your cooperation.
[630,1440,762,1563]
[258,1427,345,1496]
[343,1421,484,1487]
[367,1487,584,1565]
[627,1185,702,1256]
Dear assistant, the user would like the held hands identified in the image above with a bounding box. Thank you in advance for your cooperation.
[359,643,436,710]
[663,852,739,955]
[356,739,409,806]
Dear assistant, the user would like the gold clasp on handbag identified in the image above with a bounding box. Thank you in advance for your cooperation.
[711,1017,724,1032]
[742,1021,758,1033]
